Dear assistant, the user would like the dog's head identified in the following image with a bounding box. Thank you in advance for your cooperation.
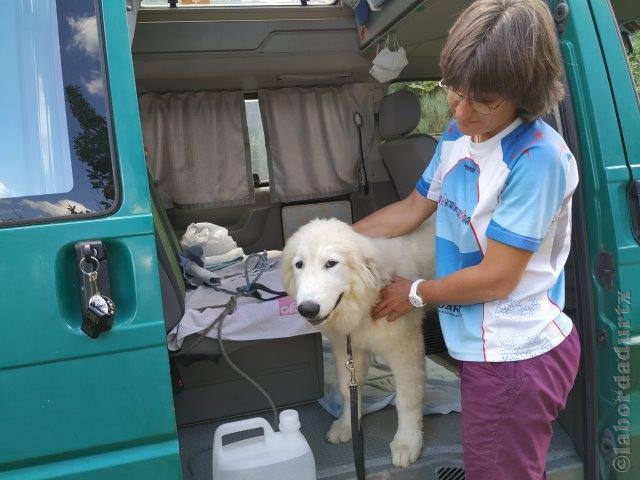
[282,218,388,331]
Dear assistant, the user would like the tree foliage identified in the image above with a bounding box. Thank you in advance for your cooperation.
[64,84,114,208]
[628,32,640,95]
[388,81,451,135]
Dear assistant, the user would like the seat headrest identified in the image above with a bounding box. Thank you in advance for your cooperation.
[378,90,421,140]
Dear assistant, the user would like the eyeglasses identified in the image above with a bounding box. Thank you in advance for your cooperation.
[438,80,505,115]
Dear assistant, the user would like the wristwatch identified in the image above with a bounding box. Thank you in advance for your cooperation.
[409,279,426,308]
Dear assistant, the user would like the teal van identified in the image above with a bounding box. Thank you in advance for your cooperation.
[0,0,638,479]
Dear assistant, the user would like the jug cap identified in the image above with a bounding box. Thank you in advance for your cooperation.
[279,409,300,431]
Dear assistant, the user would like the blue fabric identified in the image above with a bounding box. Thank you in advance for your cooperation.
[547,270,565,307]
[489,121,569,251]
[413,118,577,361]
[352,0,370,26]
[486,219,541,252]
[417,120,462,196]
[416,177,430,197]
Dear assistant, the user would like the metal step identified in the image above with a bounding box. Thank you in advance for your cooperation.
[178,403,583,480]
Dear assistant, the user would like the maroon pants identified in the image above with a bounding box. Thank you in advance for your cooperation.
[460,326,581,480]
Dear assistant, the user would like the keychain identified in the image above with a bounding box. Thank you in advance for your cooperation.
[79,254,115,326]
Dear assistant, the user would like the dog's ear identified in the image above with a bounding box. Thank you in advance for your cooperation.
[356,255,385,291]
[280,240,296,297]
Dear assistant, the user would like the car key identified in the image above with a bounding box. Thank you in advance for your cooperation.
[87,269,115,321]
[79,253,115,337]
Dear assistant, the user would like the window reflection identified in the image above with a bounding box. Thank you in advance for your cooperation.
[0,0,117,225]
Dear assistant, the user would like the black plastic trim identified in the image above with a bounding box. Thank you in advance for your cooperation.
[628,180,640,243]
[557,64,600,480]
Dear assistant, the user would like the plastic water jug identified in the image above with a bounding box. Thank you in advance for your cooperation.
[212,409,316,480]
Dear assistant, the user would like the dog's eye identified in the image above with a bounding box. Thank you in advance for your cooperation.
[295,260,304,269]
[325,260,338,269]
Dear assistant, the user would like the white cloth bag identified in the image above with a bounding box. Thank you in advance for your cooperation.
[369,35,409,83]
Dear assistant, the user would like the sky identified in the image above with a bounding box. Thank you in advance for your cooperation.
[0,0,113,221]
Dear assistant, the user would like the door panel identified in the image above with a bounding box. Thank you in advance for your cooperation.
[0,1,180,477]
[559,1,640,478]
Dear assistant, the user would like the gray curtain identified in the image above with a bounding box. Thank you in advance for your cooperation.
[258,83,376,203]
[139,91,254,208]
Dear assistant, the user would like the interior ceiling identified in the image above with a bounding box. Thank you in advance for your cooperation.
[131,0,467,92]
[388,0,469,57]
[610,0,640,25]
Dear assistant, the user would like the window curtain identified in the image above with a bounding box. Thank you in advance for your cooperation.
[138,91,254,208]
[258,83,376,203]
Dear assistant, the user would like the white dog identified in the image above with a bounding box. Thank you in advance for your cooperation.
[282,218,435,468]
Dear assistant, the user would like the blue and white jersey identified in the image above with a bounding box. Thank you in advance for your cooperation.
[416,118,578,362]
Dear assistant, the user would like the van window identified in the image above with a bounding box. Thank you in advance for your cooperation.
[628,31,639,94]
[0,0,117,225]
[142,0,336,7]
[388,81,450,136]
[245,99,269,184]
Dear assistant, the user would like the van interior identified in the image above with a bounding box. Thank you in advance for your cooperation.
[127,1,624,478]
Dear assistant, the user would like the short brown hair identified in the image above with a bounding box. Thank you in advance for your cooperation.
[440,0,564,121]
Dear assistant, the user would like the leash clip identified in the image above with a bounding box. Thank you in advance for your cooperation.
[345,334,358,387]
[345,357,357,387]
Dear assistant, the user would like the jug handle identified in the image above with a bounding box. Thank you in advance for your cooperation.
[214,417,275,451]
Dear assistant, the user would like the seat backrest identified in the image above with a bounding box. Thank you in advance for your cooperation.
[378,90,438,199]
[148,173,186,332]
[281,200,352,240]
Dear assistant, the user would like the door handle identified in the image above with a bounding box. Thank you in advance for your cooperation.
[74,240,115,338]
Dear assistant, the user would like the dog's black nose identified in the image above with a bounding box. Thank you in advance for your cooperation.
[297,301,320,319]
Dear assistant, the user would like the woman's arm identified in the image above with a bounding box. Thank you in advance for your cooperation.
[372,238,534,321]
[353,190,437,238]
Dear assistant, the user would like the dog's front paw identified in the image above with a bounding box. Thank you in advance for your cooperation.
[326,420,352,443]
[390,432,423,468]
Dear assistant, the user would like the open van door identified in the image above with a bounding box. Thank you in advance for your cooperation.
[557,0,640,477]
[0,1,180,478]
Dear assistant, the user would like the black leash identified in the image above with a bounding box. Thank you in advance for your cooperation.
[353,112,369,195]
[346,334,366,480]
[243,282,288,301]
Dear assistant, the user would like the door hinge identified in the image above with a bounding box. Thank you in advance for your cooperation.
[553,1,570,35]
[628,180,640,243]
[595,252,615,291]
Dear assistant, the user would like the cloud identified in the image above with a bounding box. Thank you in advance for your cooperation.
[0,182,12,199]
[21,199,94,216]
[67,15,99,56]
[82,71,104,96]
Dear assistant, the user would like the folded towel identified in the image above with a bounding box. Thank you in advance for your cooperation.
[180,222,238,257]
[204,247,245,270]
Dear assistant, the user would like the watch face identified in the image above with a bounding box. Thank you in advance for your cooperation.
[409,294,423,308]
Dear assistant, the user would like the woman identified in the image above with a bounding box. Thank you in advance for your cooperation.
[353,1,581,478]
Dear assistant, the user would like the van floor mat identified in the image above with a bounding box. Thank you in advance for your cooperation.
[178,403,583,479]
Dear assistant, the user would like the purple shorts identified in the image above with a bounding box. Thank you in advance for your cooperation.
[460,326,581,480]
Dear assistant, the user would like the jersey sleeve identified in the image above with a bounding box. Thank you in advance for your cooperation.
[416,135,444,201]
[486,145,573,252]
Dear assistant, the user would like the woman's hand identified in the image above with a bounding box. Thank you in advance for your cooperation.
[371,275,416,322]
